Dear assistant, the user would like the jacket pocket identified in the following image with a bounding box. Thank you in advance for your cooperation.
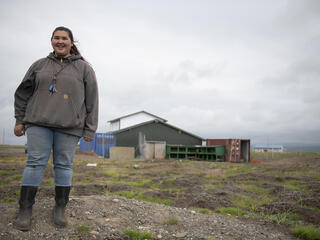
[24,89,83,128]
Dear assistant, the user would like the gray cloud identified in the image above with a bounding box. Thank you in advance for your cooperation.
[1,0,320,147]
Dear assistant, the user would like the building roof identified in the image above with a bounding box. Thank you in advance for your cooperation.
[109,119,204,140]
[108,110,167,123]
[254,144,283,149]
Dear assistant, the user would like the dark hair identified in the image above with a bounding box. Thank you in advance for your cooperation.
[51,26,84,60]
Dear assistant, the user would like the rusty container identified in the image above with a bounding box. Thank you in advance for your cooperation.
[206,139,250,163]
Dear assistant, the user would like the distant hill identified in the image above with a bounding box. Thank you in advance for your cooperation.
[285,145,320,153]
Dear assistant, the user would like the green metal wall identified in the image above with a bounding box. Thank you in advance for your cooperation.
[114,121,202,149]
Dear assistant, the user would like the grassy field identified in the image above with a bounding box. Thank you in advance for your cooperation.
[1,145,320,239]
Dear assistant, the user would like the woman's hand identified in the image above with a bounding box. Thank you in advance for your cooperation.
[84,137,93,142]
[14,124,25,137]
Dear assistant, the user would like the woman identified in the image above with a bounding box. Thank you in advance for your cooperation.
[14,26,98,231]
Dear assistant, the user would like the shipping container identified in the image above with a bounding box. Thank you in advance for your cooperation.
[79,133,116,157]
[206,139,250,163]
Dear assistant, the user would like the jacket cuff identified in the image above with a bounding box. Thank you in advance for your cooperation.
[83,129,95,139]
[15,119,25,125]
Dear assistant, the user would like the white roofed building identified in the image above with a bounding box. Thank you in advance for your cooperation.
[254,144,285,152]
[107,111,167,131]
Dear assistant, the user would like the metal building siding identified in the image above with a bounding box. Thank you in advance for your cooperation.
[114,121,202,148]
[120,112,160,130]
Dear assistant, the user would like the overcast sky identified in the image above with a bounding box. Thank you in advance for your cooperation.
[1,0,319,146]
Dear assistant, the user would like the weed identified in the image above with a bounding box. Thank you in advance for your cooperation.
[216,207,248,216]
[123,228,153,240]
[88,170,96,175]
[231,193,272,212]
[75,177,92,186]
[90,189,99,194]
[291,225,320,240]
[164,217,179,225]
[206,237,216,240]
[302,206,320,213]
[0,184,9,189]
[69,237,80,240]
[265,211,299,225]
[2,197,17,203]
[115,190,136,199]
[77,225,91,233]
[78,180,92,185]
[126,179,150,187]
[98,169,120,178]
[135,194,172,206]
[41,178,54,187]
[195,208,211,214]
[149,183,161,189]
[206,174,220,180]
[0,170,12,176]
[164,178,176,185]
[203,184,216,190]
[284,180,311,193]
[238,184,270,195]
[5,174,22,182]
[196,172,206,177]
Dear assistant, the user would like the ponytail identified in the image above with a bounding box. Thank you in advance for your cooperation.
[71,45,85,61]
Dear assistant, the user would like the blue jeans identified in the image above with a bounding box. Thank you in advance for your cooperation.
[22,126,80,187]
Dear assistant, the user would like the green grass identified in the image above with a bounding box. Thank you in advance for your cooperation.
[238,184,270,195]
[90,189,99,194]
[195,208,212,214]
[0,170,12,176]
[97,169,120,178]
[0,184,10,189]
[114,190,136,199]
[284,180,310,193]
[2,147,320,237]
[203,184,217,190]
[231,193,273,212]
[301,206,320,213]
[126,179,151,187]
[291,225,320,240]
[265,211,299,225]
[216,207,248,216]
[68,237,80,240]
[76,225,91,233]
[164,177,176,185]
[135,194,172,206]
[123,228,153,240]
[205,174,221,181]
[40,178,54,187]
[2,197,17,203]
[251,151,319,161]
[164,217,179,225]
[5,174,22,182]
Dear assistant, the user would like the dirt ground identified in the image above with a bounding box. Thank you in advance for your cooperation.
[0,147,319,239]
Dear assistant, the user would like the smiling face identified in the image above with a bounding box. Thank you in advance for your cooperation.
[51,30,73,58]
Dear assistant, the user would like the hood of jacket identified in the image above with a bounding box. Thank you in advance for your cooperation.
[47,52,83,63]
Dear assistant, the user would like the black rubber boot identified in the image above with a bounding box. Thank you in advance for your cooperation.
[53,186,70,227]
[14,186,38,231]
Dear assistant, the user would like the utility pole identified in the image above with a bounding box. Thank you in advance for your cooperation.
[2,128,4,145]
[102,133,105,158]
